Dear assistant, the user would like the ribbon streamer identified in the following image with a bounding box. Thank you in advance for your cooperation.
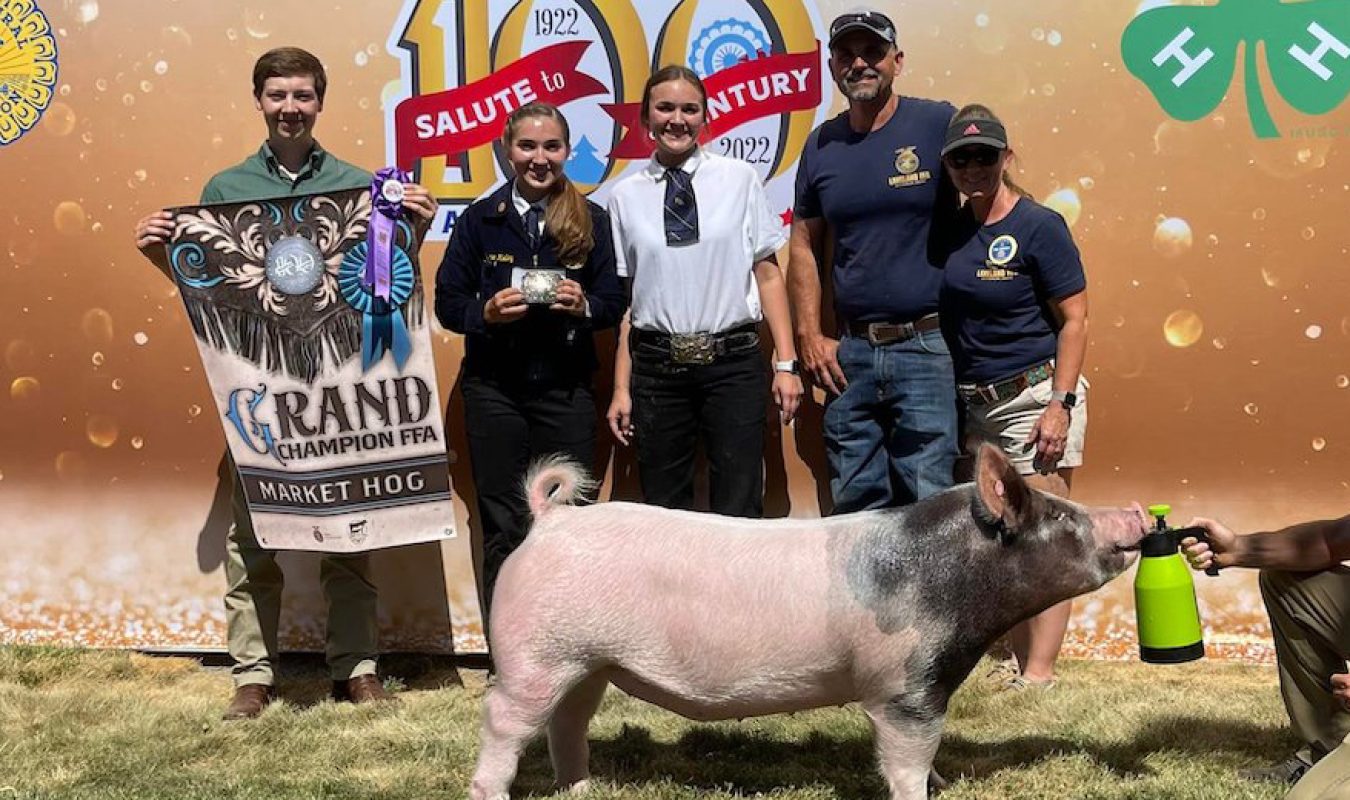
[365,167,409,302]
[344,174,416,372]
[341,241,415,372]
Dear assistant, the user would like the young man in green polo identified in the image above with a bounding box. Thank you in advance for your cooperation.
[134,46,437,720]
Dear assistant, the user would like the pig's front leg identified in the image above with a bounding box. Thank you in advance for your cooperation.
[863,700,945,800]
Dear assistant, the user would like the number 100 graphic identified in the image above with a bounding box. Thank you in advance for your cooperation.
[386,0,828,238]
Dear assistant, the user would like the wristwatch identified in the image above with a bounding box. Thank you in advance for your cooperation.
[1050,389,1077,409]
[774,359,800,375]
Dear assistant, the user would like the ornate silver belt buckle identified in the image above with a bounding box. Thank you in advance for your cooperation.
[520,269,564,304]
[670,333,715,364]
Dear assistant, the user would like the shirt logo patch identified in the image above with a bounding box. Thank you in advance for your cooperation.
[487,252,515,265]
[888,145,932,188]
[895,146,919,174]
[987,234,1018,265]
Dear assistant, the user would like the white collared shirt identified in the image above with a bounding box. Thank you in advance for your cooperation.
[607,148,787,334]
[510,181,547,238]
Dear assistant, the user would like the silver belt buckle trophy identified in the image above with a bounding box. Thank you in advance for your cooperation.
[520,269,564,304]
[669,333,715,364]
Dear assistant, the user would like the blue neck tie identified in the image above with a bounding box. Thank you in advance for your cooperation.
[523,203,542,249]
[663,168,699,246]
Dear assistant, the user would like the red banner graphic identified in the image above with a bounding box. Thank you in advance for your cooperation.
[394,41,607,169]
[601,44,822,160]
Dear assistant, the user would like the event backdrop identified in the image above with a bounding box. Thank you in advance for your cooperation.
[2,0,1347,663]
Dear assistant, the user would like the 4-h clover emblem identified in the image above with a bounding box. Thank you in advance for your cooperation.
[1122,0,1350,138]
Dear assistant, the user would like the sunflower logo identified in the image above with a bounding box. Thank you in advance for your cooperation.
[0,0,58,146]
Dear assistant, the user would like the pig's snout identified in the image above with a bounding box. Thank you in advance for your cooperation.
[1091,502,1150,556]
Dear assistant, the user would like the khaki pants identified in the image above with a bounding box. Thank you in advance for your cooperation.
[1290,738,1350,800]
[1261,567,1350,797]
[225,480,380,687]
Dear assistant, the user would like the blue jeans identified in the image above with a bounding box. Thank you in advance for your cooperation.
[824,330,958,512]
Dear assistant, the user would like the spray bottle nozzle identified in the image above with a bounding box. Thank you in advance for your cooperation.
[1148,503,1172,531]
[1145,503,1219,576]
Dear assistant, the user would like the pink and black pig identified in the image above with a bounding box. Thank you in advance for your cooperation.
[469,443,1149,800]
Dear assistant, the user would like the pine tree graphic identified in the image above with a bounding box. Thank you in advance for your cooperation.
[565,135,606,183]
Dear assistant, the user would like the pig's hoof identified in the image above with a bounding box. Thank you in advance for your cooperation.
[565,779,592,794]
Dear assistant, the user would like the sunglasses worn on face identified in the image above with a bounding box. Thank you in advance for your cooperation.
[830,42,890,63]
[945,148,1001,169]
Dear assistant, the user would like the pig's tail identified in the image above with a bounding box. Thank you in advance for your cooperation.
[523,455,597,517]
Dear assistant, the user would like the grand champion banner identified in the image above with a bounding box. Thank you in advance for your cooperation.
[386,0,831,240]
[165,185,457,553]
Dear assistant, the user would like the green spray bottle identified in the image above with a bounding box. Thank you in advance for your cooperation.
[1134,504,1219,664]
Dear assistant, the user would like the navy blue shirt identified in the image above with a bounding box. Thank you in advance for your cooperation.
[938,198,1086,384]
[434,183,626,386]
[794,96,957,324]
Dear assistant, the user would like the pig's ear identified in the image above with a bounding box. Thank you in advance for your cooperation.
[973,443,1032,535]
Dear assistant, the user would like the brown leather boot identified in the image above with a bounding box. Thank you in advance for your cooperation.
[222,684,274,720]
[333,674,395,704]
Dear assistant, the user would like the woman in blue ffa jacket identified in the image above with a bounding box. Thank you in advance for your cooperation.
[605,65,803,519]
[435,102,625,616]
[938,103,1090,690]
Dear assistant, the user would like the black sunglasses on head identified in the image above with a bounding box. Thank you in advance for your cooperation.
[833,10,891,30]
[944,147,1001,169]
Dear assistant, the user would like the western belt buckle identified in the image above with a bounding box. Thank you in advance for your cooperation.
[866,323,895,346]
[966,384,999,404]
[670,333,715,364]
[958,384,989,404]
[867,322,916,346]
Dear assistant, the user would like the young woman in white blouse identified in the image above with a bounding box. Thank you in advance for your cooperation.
[606,65,802,517]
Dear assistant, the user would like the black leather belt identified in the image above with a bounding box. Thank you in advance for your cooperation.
[632,323,759,365]
[845,314,941,345]
[958,362,1055,405]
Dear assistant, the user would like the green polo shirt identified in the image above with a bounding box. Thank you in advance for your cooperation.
[200,141,371,204]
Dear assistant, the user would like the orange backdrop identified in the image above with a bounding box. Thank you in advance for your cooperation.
[2,0,1346,663]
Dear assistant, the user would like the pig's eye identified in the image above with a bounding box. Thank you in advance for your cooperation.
[1051,510,1068,523]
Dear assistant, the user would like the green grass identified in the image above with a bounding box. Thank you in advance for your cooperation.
[0,646,1293,799]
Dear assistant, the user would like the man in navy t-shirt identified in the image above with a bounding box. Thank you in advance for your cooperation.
[788,7,959,511]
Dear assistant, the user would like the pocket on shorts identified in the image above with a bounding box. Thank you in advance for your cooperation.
[1028,375,1055,405]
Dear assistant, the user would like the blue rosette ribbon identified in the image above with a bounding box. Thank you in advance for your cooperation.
[341,167,415,372]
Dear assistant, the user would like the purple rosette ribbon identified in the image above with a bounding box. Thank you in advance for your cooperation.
[340,167,415,372]
[365,166,410,300]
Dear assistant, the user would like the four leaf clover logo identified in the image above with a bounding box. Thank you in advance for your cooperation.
[1122,0,1350,138]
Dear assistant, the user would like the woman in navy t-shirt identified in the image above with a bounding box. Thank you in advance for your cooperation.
[937,103,1090,690]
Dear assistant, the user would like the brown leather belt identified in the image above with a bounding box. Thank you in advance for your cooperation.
[845,314,941,346]
[958,362,1055,405]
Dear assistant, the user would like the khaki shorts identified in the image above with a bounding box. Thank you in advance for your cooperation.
[963,374,1089,476]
